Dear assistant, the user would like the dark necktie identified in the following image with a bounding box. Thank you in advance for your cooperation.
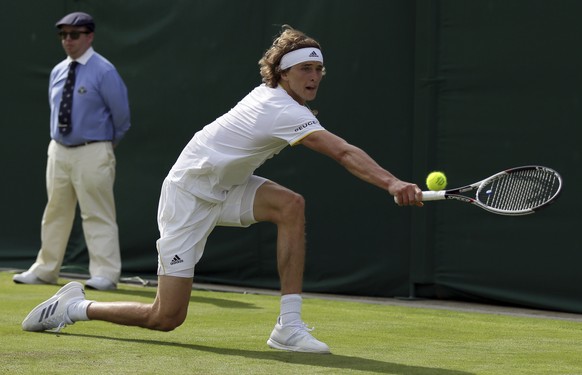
[58,61,79,135]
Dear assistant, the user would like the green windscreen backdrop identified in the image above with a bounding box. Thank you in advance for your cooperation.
[1,0,580,313]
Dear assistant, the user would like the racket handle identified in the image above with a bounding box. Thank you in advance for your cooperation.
[393,190,446,204]
[421,191,446,201]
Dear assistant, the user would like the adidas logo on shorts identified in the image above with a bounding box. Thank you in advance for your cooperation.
[170,255,184,265]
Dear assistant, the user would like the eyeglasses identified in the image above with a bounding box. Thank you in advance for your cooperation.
[58,31,91,40]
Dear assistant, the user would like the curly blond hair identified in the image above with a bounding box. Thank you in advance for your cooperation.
[259,25,322,88]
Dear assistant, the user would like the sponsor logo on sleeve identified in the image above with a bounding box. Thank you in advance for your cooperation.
[294,120,319,132]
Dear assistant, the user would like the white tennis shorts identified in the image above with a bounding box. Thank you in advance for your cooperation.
[156,175,267,278]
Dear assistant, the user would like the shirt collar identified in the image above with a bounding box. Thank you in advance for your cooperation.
[66,47,95,66]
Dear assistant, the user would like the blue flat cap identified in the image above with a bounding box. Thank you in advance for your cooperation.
[55,12,95,32]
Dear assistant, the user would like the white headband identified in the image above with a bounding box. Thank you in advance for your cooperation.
[279,48,324,70]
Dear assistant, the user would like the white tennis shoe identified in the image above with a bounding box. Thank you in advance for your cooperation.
[21,281,85,332]
[267,317,331,354]
[85,276,116,291]
[13,270,53,285]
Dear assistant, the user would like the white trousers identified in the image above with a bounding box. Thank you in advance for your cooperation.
[29,140,121,283]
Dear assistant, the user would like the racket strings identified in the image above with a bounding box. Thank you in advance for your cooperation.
[478,169,560,211]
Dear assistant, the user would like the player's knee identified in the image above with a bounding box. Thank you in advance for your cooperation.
[156,321,183,332]
[148,307,187,332]
[280,191,305,220]
[152,315,186,332]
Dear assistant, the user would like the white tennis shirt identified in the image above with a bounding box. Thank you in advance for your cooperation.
[167,84,325,202]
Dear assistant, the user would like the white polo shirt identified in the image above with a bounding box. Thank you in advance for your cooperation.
[168,84,325,202]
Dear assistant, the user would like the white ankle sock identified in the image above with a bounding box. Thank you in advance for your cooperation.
[67,300,93,322]
[280,294,302,325]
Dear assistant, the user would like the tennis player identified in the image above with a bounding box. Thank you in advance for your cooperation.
[21,25,423,354]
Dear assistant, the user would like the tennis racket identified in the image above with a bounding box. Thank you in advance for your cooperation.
[395,165,562,216]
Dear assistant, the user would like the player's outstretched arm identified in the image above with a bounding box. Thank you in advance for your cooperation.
[300,130,422,206]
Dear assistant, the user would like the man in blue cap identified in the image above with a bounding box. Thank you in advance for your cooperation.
[13,12,131,290]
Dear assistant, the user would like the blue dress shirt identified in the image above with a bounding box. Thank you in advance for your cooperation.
[49,47,131,146]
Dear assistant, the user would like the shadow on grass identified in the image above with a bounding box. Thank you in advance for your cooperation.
[63,333,474,375]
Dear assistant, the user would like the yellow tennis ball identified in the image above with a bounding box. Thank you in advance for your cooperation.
[426,171,447,191]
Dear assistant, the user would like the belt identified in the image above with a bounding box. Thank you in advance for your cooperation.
[58,140,106,148]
